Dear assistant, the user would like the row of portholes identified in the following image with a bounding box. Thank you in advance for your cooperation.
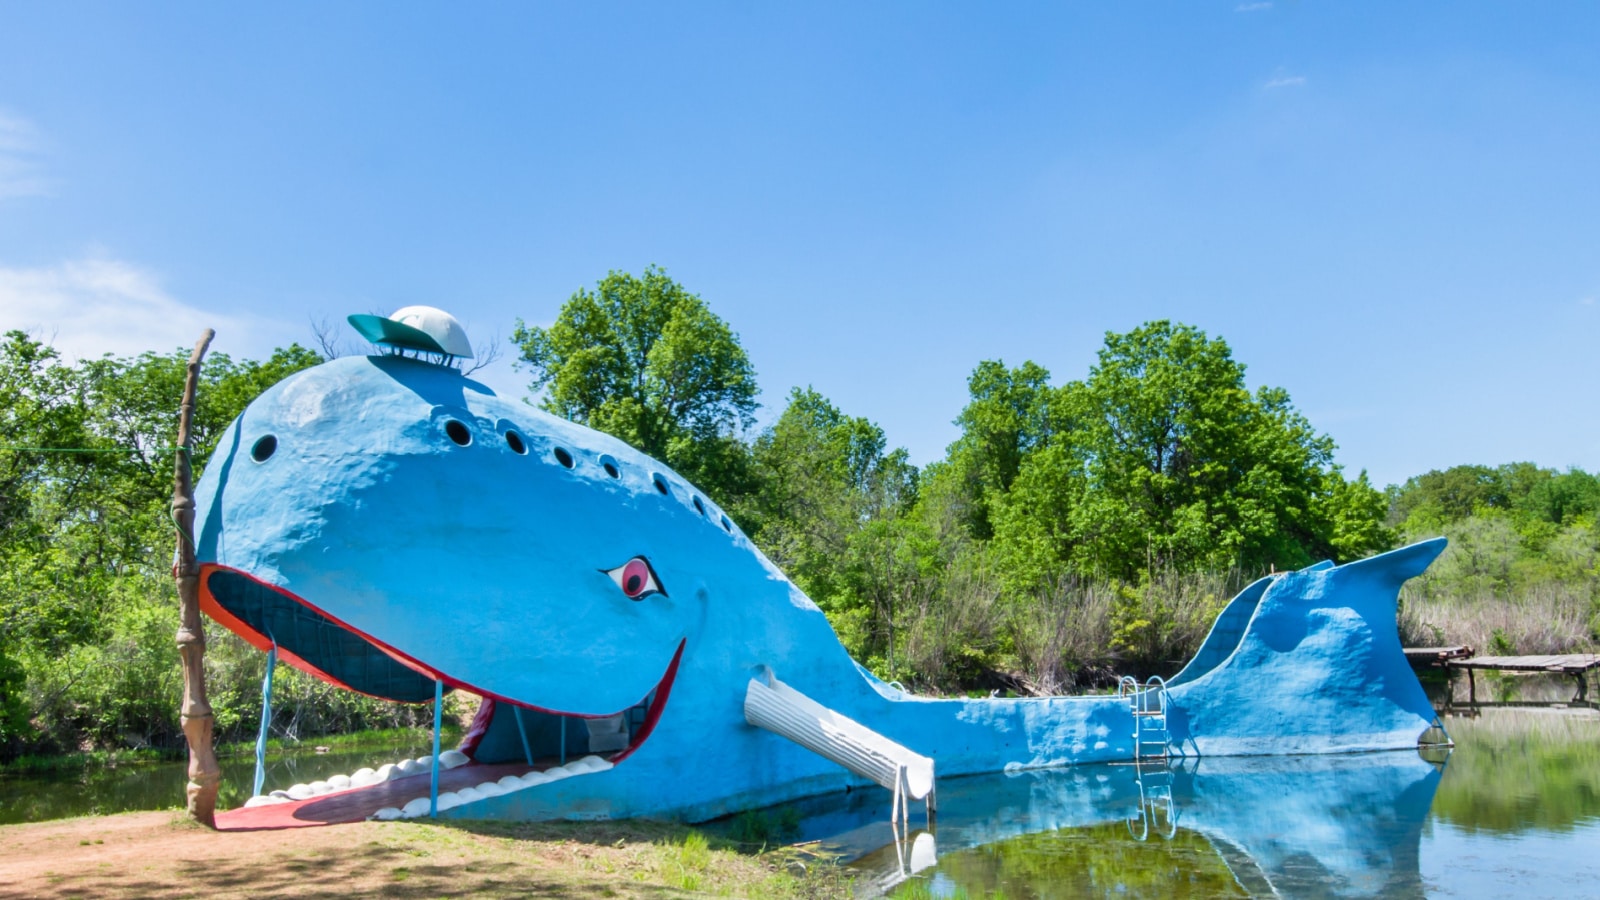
[249,423,735,536]
[442,417,735,535]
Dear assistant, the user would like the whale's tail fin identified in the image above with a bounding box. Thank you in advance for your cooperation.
[1166,538,1447,756]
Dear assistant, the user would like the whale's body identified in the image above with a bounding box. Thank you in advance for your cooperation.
[196,355,1445,823]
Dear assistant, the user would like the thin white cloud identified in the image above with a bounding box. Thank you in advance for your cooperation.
[1235,2,1273,11]
[0,110,50,199]
[1582,296,1596,306]
[1265,75,1308,90]
[0,255,292,362]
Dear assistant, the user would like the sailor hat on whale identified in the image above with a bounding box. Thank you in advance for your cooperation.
[347,305,474,359]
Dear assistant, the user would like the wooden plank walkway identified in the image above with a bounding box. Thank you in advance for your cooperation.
[1404,646,1600,705]
[1449,654,1600,675]
[1448,653,1598,705]
[1404,646,1474,664]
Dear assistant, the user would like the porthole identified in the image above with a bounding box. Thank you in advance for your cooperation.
[720,515,732,533]
[504,431,526,455]
[652,473,670,495]
[445,420,472,446]
[692,496,706,516]
[553,447,574,469]
[250,435,277,463]
[599,454,620,479]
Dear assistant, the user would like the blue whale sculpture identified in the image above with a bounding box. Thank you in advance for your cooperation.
[195,354,1448,824]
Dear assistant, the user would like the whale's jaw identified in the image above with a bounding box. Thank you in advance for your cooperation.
[200,563,686,768]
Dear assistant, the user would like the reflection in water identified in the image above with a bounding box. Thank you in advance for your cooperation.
[0,738,439,826]
[776,707,1600,898]
[778,752,1442,899]
[1430,707,1600,834]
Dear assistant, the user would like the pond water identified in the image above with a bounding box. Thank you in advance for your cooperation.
[4,707,1597,899]
[0,732,442,826]
[771,705,1599,899]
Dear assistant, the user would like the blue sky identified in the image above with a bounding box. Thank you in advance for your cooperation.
[2,2,1596,488]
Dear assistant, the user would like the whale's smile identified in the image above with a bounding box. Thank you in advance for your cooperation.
[200,564,685,764]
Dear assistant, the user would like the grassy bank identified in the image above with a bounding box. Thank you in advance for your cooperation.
[0,812,854,899]
[0,725,465,778]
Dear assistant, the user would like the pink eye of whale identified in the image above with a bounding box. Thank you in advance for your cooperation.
[605,557,664,600]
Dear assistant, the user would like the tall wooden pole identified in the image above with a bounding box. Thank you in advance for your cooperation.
[173,329,219,827]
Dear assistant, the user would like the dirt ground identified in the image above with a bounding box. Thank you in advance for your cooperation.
[0,811,850,899]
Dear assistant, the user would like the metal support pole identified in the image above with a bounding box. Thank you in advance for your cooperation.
[512,706,534,766]
[430,679,442,817]
[559,717,567,766]
[253,643,277,797]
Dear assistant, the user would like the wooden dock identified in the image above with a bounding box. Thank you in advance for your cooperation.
[1404,647,1599,705]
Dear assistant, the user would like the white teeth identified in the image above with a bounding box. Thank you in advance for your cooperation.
[243,794,291,807]
[368,755,620,820]
[251,741,618,821]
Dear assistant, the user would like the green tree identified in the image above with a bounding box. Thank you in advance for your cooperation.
[744,388,922,666]
[0,337,322,756]
[935,360,1056,540]
[992,321,1391,585]
[513,267,760,501]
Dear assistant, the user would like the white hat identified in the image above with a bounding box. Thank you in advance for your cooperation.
[347,306,475,358]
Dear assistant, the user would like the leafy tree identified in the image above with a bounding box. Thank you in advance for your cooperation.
[0,337,322,757]
[992,321,1391,584]
[744,388,922,667]
[937,360,1056,540]
[513,267,760,501]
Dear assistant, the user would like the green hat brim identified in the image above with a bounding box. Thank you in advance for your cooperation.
[347,314,452,355]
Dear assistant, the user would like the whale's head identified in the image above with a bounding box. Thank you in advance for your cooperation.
[195,354,835,778]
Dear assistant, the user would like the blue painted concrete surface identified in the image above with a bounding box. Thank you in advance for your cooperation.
[194,355,1446,822]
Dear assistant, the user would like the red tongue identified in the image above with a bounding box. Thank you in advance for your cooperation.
[215,761,536,830]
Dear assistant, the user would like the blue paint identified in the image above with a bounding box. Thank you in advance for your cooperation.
[193,355,1448,822]
[253,643,276,797]
[431,679,442,818]
[790,750,1441,894]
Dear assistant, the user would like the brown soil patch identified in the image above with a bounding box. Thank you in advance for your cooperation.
[0,811,849,899]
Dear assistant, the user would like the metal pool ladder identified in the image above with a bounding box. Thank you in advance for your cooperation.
[1119,675,1171,760]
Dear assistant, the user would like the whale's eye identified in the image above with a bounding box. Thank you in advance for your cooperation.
[445,420,472,446]
[251,435,277,463]
[604,557,665,601]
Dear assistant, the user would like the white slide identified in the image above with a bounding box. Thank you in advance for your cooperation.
[744,671,935,816]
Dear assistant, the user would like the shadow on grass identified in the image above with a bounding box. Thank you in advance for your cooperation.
[25,817,849,900]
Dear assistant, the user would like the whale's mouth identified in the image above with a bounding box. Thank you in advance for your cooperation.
[200,564,683,821]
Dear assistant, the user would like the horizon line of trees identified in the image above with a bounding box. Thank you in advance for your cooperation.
[3,267,1596,761]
